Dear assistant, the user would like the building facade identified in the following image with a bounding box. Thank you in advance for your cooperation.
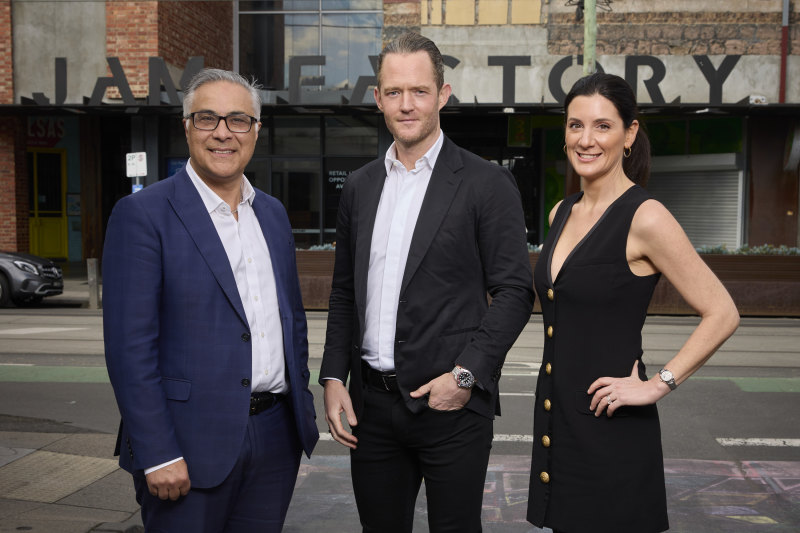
[1,0,798,262]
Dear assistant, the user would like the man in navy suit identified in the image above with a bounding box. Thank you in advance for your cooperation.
[103,68,318,532]
[321,33,534,532]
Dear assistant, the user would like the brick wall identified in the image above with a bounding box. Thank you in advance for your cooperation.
[384,0,421,44]
[548,12,799,56]
[104,1,233,96]
[0,118,28,252]
[0,0,24,251]
[105,1,160,98]
[158,1,232,73]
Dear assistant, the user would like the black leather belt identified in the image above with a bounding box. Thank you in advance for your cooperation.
[362,361,399,392]
[249,391,285,415]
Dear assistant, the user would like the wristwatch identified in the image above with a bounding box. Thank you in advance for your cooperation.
[452,366,476,389]
[658,368,677,390]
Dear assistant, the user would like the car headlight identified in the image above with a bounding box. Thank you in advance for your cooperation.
[13,260,39,275]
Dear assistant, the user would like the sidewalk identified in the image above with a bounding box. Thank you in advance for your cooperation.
[1,269,798,532]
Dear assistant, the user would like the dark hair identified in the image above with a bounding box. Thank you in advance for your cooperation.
[377,32,445,91]
[564,73,651,186]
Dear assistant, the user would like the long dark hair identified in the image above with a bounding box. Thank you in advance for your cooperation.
[564,73,651,186]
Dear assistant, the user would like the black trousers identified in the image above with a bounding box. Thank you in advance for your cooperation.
[350,383,493,533]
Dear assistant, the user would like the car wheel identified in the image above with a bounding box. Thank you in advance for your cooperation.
[0,273,11,307]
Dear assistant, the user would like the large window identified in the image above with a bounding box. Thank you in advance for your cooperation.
[238,1,382,103]
[242,114,379,248]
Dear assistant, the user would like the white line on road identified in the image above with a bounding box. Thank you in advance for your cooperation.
[0,327,87,335]
[500,392,535,397]
[716,438,800,447]
[318,433,534,442]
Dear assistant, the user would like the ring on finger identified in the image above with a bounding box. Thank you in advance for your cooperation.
[607,396,615,404]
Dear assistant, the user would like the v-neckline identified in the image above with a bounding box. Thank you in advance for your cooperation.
[547,185,639,285]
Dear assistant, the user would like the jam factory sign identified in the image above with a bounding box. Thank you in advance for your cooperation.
[26,53,776,108]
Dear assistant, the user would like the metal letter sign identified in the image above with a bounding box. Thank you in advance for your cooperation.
[126,152,147,178]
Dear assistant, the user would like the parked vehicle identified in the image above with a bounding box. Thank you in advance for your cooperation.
[0,251,63,307]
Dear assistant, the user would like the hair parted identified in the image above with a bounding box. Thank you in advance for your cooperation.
[564,72,651,186]
[377,32,445,91]
[182,68,262,121]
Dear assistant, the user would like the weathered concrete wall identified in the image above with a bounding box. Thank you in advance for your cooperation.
[423,24,797,105]
[424,25,551,104]
[12,0,107,104]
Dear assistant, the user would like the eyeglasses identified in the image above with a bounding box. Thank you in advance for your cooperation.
[187,112,258,133]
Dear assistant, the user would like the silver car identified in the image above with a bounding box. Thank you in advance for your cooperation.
[0,251,63,307]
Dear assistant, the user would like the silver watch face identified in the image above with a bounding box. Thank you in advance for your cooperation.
[660,369,674,382]
[455,369,475,388]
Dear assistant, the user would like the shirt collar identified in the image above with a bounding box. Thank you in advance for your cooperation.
[186,159,254,214]
[384,130,444,175]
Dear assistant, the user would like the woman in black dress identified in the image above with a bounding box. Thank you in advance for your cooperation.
[526,73,740,533]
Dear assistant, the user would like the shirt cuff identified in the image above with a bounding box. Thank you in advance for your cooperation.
[145,457,184,475]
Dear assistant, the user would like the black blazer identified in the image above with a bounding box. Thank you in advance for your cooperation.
[321,136,534,419]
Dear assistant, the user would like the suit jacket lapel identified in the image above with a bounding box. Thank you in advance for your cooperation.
[168,170,249,326]
[354,161,388,328]
[400,138,464,296]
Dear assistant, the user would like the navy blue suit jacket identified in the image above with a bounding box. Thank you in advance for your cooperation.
[103,166,318,489]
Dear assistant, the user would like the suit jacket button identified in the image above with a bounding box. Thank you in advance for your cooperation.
[241,378,250,387]
[241,333,251,342]
[540,471,550,484]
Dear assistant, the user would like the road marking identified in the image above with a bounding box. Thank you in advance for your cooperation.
[493,434,534,442]
[0,365,109,383]
[0,327,87,335]
[500,392,535,397]
[691,376,800,393]
[318,433,534,443]
[716,438,800,447]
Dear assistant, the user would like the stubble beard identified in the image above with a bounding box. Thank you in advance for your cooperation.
[390,115,438,152]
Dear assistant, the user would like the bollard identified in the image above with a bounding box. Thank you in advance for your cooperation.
[87,258,100,309]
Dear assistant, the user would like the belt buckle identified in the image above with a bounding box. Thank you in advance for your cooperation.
[381,373,396,391]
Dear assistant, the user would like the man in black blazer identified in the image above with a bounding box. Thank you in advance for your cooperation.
[320,33,534,532]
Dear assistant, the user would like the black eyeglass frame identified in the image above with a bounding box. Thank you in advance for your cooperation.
[186,112,259,133]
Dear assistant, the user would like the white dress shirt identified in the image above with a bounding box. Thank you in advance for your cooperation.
[186,161,287,395]
[361,131,444,372]
[146,162,287,474]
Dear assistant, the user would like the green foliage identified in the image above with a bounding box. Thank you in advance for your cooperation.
[696,244,800,255]
[299,244,336,251]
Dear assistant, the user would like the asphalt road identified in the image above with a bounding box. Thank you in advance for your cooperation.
[1,301,799,532]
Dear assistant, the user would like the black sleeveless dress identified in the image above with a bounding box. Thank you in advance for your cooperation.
[526,185,669,533]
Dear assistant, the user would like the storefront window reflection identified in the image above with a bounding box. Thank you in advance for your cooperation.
[271,158,321,249]
[238,2,381,98]
[325,115,378,155]
[275,116,321,155]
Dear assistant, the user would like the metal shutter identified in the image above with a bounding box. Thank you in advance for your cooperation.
[647,154,744,249]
